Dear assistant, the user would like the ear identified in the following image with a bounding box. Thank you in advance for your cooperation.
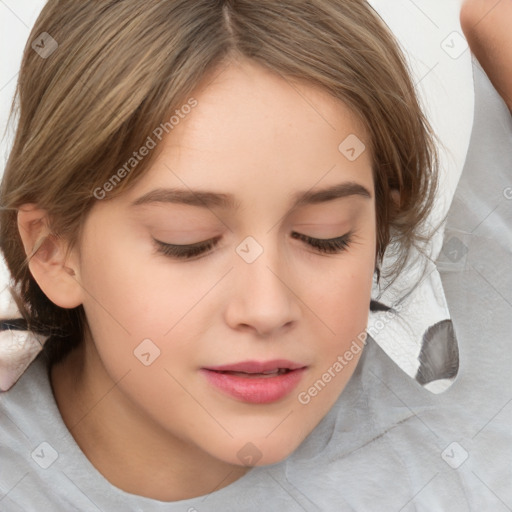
[17,203,83,309]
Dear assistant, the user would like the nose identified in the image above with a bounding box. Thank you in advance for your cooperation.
[224,238,300,337]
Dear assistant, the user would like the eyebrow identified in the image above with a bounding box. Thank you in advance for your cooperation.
[130,181,372,211]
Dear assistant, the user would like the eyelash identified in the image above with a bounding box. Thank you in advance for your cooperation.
[153,232,353,260]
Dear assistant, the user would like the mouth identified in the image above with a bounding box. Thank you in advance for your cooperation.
[201,360,307,404]
[212,368,292,378]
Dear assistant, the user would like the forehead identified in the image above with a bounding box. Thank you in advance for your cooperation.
[173,57,370,152]
[123,58,374,208]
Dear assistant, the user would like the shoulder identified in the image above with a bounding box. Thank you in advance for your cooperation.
[0,354,68,509]
[0,352,54,464]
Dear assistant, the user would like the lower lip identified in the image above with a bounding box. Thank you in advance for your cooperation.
[201,368,307,404]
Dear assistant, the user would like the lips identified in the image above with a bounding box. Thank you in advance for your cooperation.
[201,359,307,404]
[205,359,305,374]
[217,368,289,378]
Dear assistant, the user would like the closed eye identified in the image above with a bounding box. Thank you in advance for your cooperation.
[153,232,353,260]
[290,232,352,254]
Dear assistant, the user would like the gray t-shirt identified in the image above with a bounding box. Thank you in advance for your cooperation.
[1,56,512,512]
[0,323,510,512]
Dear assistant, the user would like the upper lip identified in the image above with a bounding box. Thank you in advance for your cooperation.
[203,359,307,373]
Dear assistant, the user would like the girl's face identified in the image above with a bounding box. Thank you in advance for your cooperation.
[70,58,376,469]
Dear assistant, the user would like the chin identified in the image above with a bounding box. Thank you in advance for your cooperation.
[216,431,308,468]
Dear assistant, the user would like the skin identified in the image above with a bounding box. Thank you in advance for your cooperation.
[17,57,377,501]
[460,0,512,112]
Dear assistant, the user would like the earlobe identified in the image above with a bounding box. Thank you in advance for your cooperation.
[17,203,83,309]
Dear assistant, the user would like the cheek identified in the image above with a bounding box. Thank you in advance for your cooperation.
[312,267,372,371]
[76,227,167,371]
[307,243,375,341]
[79,216,177,330]
[296,242,375,403]
[77,226,217,380]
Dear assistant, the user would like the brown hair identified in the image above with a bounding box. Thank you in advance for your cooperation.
[0,0,439,366]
